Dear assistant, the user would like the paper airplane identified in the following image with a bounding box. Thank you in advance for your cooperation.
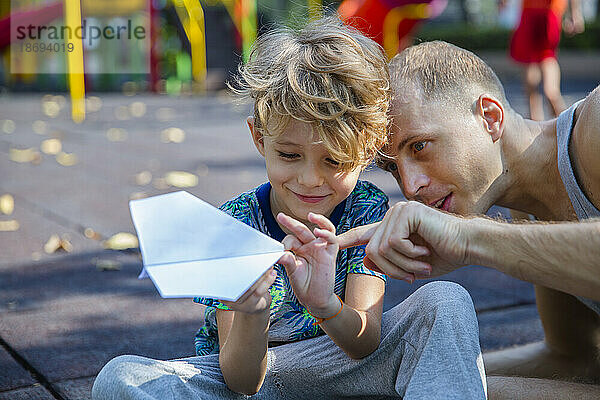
[129,191,284,301]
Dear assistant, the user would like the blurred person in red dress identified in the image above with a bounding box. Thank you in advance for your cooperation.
[506,0,585,120]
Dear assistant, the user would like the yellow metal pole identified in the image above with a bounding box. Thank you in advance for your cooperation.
[382,3,429,58]
[174,0,207,84]
[182,0,207,83]
[64,0,85,123]
[240,0,256,62]
[308,0,322,20]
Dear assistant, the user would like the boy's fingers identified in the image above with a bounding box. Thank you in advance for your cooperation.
[276,213,315,243]
[282,234,303,252]
[235,267,273,304]
[308,212,336,233]
[277,251,299,275]
[337,222,380,250]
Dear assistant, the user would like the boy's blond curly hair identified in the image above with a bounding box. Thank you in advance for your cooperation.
[233,16,390,172]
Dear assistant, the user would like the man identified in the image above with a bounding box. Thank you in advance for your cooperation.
[338,41,600,397]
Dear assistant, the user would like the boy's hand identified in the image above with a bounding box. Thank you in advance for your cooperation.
[276,212,340,319]
[221,267,277,314]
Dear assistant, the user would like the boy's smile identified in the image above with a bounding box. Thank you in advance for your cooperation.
[249,117,361,227]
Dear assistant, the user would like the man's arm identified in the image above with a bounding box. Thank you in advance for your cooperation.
[467,216,600,301]
[338,202,600,301]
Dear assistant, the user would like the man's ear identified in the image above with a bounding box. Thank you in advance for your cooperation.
[477,95,504,142]
[247,116,265,156]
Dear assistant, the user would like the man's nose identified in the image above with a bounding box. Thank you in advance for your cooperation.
[399,163,430,199]
[298,162,324,187]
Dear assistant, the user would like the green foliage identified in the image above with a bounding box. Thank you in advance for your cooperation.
[414,20,600,52]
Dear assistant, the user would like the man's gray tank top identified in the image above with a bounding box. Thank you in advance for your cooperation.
[556,99,600,315]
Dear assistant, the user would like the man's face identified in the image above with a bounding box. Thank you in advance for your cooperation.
[252,118,361,224]
[378,95,504,215]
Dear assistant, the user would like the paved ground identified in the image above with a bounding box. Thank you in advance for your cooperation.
[1,54,598,399]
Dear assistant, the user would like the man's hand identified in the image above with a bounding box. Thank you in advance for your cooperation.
[338,201,472,282]
[221,267,277,314]
[276,212,340,319]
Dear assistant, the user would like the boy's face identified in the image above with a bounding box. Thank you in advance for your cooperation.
[377,95,504,216]
[249,117,361,225]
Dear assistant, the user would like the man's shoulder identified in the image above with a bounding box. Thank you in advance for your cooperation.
[571,87,600,207]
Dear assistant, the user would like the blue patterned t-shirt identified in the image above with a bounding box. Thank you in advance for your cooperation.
[193,180,389,355]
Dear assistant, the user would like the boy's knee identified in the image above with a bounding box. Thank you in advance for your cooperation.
[415,281,474,310]
[92,355,148,399]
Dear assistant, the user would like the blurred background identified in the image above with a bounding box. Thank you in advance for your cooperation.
[0,1,598,399]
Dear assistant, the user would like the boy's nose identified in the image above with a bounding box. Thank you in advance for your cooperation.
[298,164,324,188]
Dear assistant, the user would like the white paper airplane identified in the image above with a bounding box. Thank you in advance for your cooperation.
[129,191,284,301]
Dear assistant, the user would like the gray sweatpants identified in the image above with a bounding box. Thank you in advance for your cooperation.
[92,281,487,399]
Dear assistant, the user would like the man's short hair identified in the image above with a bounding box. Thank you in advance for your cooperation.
[389,41,509,112]
[233,16,389,171]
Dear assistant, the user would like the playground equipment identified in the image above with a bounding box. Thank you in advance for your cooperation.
[3,0,326,122]
[338,0,448,58]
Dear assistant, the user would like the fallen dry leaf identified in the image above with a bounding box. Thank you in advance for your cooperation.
[43,234,73,253]
[104,232,139,250]
[152,178,169,190]
[56,152,78,166]
[94,258,122,271]
[129,101,146,117]
[32,120,47,135]
[2,119,15,134]
[115,106,130,121]
[129,192,148,200]
[160,127,185,143]
[41,138,62,155]
[106,128,128,142]
[0,194,14,215]
[9,148,42,164]
[135,171,152,186]
[86,96,103,112]
[164,171,198,188]
[84,227,102,240]
[42,100,60,118]
[0,220,19,231]
[196,163,209,177]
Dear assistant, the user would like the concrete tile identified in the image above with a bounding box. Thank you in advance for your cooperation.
[55,376,95,400]
[0,384,54,400]
[0,346,35,391]
[478,305,544,352]
[0,251,202,382]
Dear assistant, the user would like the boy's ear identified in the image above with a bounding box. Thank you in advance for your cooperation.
[247,116,265,156]
[477,94,505,143]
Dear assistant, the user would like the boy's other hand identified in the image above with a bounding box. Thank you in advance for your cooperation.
[221,267,277,314]
[276,212,340,318]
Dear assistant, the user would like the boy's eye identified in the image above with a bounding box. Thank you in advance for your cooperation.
[386,162,397,173]
[325,158,340,166]
[412,141,427,152]
[278,152,299,159]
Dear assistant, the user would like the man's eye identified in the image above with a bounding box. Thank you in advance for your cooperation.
[278,152,299,159]
[386,162,397,173]
[412,141,427,152]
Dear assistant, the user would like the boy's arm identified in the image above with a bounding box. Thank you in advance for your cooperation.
[215,268,276,395]
[277,213,385,359]
[318,273,384,359]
